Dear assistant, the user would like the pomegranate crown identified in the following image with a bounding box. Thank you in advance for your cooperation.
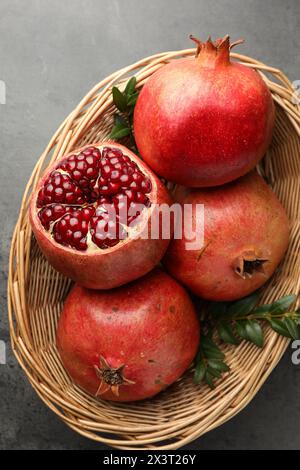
[189,34,244,66]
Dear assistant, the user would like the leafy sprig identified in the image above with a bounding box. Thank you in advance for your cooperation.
[194,334,229,389]
[109,77,139,151]
[194,293,299,388]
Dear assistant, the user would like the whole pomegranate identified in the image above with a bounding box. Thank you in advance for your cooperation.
[134,35,275,187]
[164,172,289,301]
[57,269,200,402]
[30,143,172,289]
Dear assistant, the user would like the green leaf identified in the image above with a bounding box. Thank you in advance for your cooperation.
[128,107,135,117]
[268,319,291,337]
[227,293,259,317]
[201,335,217,349]
[109,124,131,140]
[217,322,240,345]
[114,114,128,127]
[244,320,264,347]
[205,372,215,389]
[252,303,272,316]
[268,295,297,314]
[127,112,134,126]
[195,349,202,364]
[112,86,127,112]
[127,91,139,107]
[207,359,230,373]
[282,317,300,340]
[292,314,300,325]
[194,360,206,384]
[201,335,225,360]
[207,366,222,378]
[124,76,137,96]
[235,320,249,341]
[236,319,264,347]
[202,348,225,361]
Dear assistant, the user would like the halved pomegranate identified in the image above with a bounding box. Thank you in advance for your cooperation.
[30,143,172,289]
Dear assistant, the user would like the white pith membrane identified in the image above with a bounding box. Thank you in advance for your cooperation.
[36,145,153,252]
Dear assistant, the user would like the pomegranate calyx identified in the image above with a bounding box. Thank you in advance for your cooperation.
[233,251,269,279]
[94,355,135,397]
[189,35,202,57]
[190,34,244,66]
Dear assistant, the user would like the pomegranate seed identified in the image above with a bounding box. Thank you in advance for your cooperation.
[102,146,123,159]
[38,204,66,229]
[130,181,138,190]
[120,174,132,185]
[37,146,152,251]
[82,146,96,156]
[102,164,112,177]
[82,207,95,220]
[37,172,85,207]
[61,148,101,194]
[141,178,152,192]
[110,157,121,165]
[127,166,135,176]
[135,192,149,204]
[110,170,121,181]
[132,172,143,183]
[52,207,94,251]
[123,189,135,202]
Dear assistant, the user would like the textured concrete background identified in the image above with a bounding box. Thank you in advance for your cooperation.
[0,0,299,450]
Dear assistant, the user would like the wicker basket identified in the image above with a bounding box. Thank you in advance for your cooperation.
[7,48,300,450]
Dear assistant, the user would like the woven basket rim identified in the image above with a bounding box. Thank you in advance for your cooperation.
[7,47,300,450]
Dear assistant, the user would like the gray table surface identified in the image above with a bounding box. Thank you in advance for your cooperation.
[0,0,299,450]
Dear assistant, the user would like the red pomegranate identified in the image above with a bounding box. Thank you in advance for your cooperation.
[134,35,275,187]
[57,269,200,402]
[164,172,289,301]
[30,143,172,289]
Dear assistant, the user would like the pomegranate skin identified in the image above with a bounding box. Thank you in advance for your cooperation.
[57,269,200,402]
[134,37,275,187]
[164,172,289,301]
[29,142,173,290]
